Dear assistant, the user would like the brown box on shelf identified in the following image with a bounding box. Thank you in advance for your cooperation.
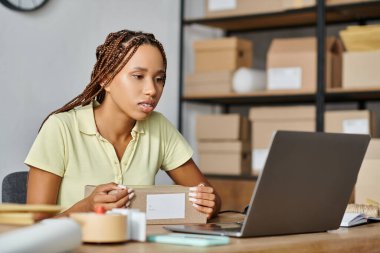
[184,71,233,96]
[194,37,252,72]
[205,0,286,18]
[84,185,207,225]
[324,110,376,136]
[282,0,315,9]
[249,106,316,174]
[342,51,380,89]
[327,0,377,5]
[198,141,251,175]
[355,139,380,205]
[267,37,343,92]
[196,114,250,141]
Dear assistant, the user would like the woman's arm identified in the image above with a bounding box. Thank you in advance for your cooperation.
[166,159,221,219]
[27,167,133,220]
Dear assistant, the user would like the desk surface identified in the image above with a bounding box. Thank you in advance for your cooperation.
[2,213,380,253]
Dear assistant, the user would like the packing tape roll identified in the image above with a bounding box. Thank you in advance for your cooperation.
[0,218,81,253]
[70,213,128,243]
[232,67,266,93]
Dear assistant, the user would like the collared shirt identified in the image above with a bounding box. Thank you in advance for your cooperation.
[25,102,193,209]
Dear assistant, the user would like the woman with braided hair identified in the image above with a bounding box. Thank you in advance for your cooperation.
[25,29,221,220]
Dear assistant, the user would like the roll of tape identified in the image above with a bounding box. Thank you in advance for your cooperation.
[70,213,128,243]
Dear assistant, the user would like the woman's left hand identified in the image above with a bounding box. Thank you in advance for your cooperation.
[188,183,217,219]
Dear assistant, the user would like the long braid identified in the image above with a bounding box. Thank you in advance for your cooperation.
[39,30,167,130]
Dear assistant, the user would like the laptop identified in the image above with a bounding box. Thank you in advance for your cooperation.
[164,131,370,237]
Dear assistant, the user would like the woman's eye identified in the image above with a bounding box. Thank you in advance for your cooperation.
[155,76,165,83]
[132,74,143,80]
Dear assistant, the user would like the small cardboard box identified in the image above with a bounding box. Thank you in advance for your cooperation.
[198,141,251,175]
[194,37,252,72]
[267,37,343,91]
[84,185,207,225]
[184,71,234,96]
[324,110,376,137]
[196,114,250,141]
[342,51,380,89]
[355,139,380,205]
[205,0,286,18]
[249,106,315,173]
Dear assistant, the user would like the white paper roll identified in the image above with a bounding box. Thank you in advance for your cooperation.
[0,218,82,253]
[232,67,266,93]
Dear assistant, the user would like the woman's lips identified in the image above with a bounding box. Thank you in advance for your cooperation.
[138,102,155,113]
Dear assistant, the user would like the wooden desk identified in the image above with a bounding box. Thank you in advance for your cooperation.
[1,213,380,253]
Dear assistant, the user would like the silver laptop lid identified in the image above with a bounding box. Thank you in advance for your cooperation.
[241,131,370,237]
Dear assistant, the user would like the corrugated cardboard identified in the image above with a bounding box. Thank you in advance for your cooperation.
[355,139,380,205]
[184,71,234,96]
[249,106,316,149]
[267,37,343,91]
[342,51,380,89]
[249,106,315,174]
[205,0,286,18]
[324,110,376,137]
[196,114,250,141]
[198,141,251,175]
[194,37,252,72]
[84,185,207,225]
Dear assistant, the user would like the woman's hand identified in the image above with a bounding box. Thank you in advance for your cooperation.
[188,183,218,219]
[83,182,135,212]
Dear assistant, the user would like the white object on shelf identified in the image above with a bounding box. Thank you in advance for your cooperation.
[232,67,266,93]
[267,67,302,90]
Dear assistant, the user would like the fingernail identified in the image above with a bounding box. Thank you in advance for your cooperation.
[125,201,130,207]
[192,203,199,208]
[127,188,134,193]
[118,184,127,189]
[198,183,205,187]
[128,192,135,199]
[189,187,197,191]
[189,197,196,202]
[189,192,197,197]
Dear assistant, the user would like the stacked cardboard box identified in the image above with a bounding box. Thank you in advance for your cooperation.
[266,36,343,92]
[249,106,316,175]
[355,139,380,205]
[340,25,380,89]
[205,0,314,18]
[324,110,376,136]
[185,37,252,96]
[196,114,251,175]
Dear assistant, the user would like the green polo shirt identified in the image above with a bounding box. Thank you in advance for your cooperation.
[25,102,193,209]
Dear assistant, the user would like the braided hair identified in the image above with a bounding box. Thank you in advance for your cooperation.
[40,29,167,129]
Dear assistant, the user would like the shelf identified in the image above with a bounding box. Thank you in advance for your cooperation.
[184,2,380,32]
[204,174,258,181]
[182,90,316,105]
[182,87,380,105]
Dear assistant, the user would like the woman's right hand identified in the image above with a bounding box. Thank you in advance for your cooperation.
[84,182,135,212]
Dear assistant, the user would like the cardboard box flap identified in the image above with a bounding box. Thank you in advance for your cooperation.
[84,185,207,225]
[268,37,337,54]
[364,139,380,160]
[194,37,252,51]
[198,141,251,153]
[249,106,316,121]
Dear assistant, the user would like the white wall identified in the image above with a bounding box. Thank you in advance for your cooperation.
[0,0,180,200]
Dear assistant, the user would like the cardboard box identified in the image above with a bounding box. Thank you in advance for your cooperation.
[184,71,234,96]
[355,139,380,205]
[84,185,207,225]
[198,141,251,175]
[342,51,380,89]
[282,0,315,9]
[327,0,377,5]
[324,110,376,136]
[249,106,315,174]
[267,37,343,91]
[194,37,252,72]
[196,114,250,141]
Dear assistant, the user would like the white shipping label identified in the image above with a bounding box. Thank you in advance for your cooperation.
[342,119,369,134]
[208,0,236,11]
[253,149,270,171]
[268,67,302,90]
[146,193,185,220]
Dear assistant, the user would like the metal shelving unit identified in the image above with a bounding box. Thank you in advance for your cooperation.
[178,0,380,179]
